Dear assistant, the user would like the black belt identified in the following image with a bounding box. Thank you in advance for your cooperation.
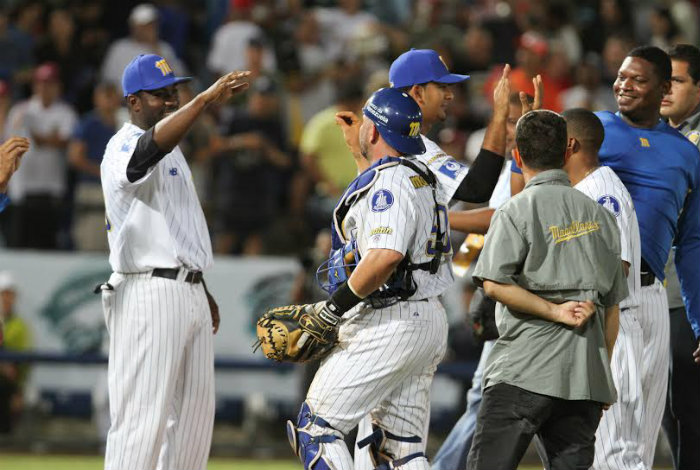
[640,258,656,287]
[151,268,203,284]
[640,271,656,287]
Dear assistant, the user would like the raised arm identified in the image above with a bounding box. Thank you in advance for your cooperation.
[153,71,251,153]
[451,65,511,203]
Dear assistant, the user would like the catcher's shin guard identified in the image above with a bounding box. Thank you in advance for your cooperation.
[357,422,425,469]
[287,402,342,470]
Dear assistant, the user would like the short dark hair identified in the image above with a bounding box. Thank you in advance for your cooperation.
[562,108,605,153]
[627,45,671,82]
[668,43,700,83]
[515,110,567,170]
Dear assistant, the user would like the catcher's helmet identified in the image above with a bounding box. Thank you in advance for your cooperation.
[363,87,426,155]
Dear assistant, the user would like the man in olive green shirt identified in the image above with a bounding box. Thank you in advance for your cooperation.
[467,110,628,470]
[659,43,700,470]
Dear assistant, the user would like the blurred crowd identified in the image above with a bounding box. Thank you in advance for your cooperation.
[0,0,697,256]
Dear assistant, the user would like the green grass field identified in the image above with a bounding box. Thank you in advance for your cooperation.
[0,454,554,469]
[0,455,299,470]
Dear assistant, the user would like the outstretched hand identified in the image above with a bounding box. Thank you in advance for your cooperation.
[201,71,252,106]
[520,74,543,115]
[554,300,596,328]
[492,64,512,120]
[0,136,30,191]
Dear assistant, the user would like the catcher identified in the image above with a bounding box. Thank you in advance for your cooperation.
[255,87,454,470]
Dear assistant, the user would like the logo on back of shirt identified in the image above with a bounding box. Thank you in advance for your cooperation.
[639,137,650,147]
[437,159,466,179]
[169,168,178,176]
[548,220,600,244]
[371,189,394,212]
[597,195,621,217]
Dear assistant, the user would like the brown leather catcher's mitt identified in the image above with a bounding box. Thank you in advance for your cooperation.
[254,303,338,363]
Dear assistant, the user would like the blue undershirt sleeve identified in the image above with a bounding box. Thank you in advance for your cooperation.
[675,186,700,338]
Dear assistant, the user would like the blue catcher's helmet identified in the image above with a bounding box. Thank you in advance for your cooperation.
[363,87,426,156]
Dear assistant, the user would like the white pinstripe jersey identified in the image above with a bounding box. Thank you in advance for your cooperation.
[342,158,454,299]
[575,166,640,309]
[418,135,469,202]
[101,122,213,273]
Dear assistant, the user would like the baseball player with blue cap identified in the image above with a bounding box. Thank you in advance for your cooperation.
[100,54,250,470]
[336,50,513,470]
[288,87,455,470]
[362,87,425,155]
[338,49,511,208]
[121,53,192,97]
[388,48,471,88]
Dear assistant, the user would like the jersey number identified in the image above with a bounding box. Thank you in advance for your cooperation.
[426,204,452,255]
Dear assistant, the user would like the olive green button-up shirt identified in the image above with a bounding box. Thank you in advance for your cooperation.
[473,169,629,404]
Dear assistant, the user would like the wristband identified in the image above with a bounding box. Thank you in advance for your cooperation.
[329,282,364,316]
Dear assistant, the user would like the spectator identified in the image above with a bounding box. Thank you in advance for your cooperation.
[456,25,495,74]
[68,82,120,252]
[4,63,78,249]
[0,9,33,94]
[485,31,566,112]
[601,34,635,85]
[100,3,187,94]
[544,2,582,65]
[283,11,337,145]
[34,8,88,108]
[649,7,681,51]
[669,0,699,46]
[207,1,276,77]
[314,0,380,63]
[581,0,634,53]
[212,77,292,255]
[0,271,32,434]
[298,79,365,228]
[561,53,617,111]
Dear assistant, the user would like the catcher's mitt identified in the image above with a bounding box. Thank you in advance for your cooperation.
[254,303,338,363]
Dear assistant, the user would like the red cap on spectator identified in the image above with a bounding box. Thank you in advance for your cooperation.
[230,0,252,11]
[34,62,60,82]
[519,32,549,56]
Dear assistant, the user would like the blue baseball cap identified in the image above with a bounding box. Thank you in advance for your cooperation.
[122,54,191,97]
[363,87,425,155]
[389,49,470,88]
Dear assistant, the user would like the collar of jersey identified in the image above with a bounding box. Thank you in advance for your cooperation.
[614,111,667,132]
[330,156,403,249]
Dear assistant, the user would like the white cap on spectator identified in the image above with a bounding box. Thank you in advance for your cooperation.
[0,271,16,291]
[130,4,158,25]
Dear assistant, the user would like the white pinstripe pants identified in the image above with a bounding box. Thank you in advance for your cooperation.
[305,298,448,470]
[102,272,215,470]
[593,280,669,470]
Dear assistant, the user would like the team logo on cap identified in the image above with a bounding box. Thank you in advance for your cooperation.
[371,189,394,212]
[438,159,466,179]
[155,58,173,76]
[598,195,621,217]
